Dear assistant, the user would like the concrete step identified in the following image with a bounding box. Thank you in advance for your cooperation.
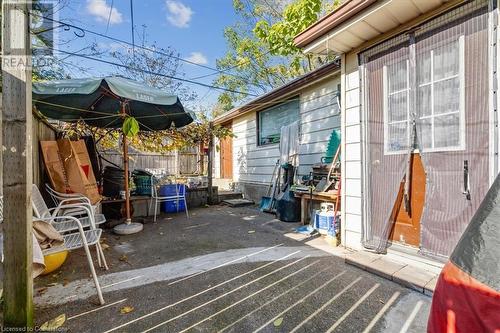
[213,178,234,191]
[344,250,440,296]
[218,191,243,201]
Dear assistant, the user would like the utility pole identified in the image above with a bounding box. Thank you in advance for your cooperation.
[2,0,34,328]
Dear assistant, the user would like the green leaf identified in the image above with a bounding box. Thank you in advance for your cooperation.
[274,317,284,327]
[123,117,140,137]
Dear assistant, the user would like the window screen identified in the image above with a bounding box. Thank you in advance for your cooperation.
[417,36,465,151]
[258,99,300,146]
[384,60,410,154]
[383,36,465,154]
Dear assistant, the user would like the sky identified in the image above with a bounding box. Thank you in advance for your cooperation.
[53,0,243,111]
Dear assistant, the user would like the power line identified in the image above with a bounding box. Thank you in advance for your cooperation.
[34,13,260,87]
[48,47,258,96]
[105,0,114,34]
[260,0,282,18]
[130,0,135,57]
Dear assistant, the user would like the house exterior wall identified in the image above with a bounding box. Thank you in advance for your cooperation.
[228,75,341,202]
[341,52,363,250]
[339,0,499,254]
[298,78,341,176]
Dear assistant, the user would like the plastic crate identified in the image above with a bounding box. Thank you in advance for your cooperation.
[133,175,152,196]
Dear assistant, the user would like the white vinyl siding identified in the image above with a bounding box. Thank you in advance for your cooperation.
[298,78,341,177]
[342,52,363,250]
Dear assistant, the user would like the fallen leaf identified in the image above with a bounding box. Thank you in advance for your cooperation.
[248,230,255,234]
[40,314,66,331]
[379,299,385,304]
[101,243,110,250]
[63,279,69,287]
[119,255,128,262]
[273,317,283,327]
[120,306,134,314]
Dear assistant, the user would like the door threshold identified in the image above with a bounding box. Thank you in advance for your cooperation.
[386,242,444,274]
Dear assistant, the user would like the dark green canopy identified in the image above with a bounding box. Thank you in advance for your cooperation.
[33,76,193,130]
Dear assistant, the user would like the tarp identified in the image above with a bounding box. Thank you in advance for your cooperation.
[33,76,193,130]
[428,173,500,332]
[279,120,299,166]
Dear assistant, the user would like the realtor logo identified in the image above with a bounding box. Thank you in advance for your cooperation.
[2,0,56,70]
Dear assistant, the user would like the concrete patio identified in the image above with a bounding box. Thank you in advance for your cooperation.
[33,205,432,332]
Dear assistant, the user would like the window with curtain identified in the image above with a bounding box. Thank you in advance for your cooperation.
[257,99,300,146]
[383,36,465,154]
[417,36,465,151]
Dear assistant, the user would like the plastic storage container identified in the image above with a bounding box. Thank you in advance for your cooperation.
[314,202,337,234]
[159,184,186,213]
[314,211,334,231]
[132,170,153,196]
[103,166,124,198]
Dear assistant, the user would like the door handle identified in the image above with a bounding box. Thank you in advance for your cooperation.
[463,160,471,200]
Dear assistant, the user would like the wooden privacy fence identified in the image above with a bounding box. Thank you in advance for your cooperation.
[33,114,58,188]
[100,147,207,176]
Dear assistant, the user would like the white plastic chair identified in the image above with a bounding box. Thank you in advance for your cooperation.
[36,215,105,305]
[149,177,189,222]
[32,185,108,270]
[45,184,106,226]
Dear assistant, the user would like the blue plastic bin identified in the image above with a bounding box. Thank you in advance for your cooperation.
[159,184,186,213]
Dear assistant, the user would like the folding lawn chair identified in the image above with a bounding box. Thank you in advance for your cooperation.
[45,183,106,226]
[36,215,106,305]
[149,176,189,222]
[32,184,108,270]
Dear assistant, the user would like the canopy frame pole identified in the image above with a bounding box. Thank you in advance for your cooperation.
[121,101,132,224]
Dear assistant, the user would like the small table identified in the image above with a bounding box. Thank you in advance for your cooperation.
[294,190,340,225]
[101,195,151,219]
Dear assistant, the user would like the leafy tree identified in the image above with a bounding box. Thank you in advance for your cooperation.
[108,37,198,106]
[214,0,342,109]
